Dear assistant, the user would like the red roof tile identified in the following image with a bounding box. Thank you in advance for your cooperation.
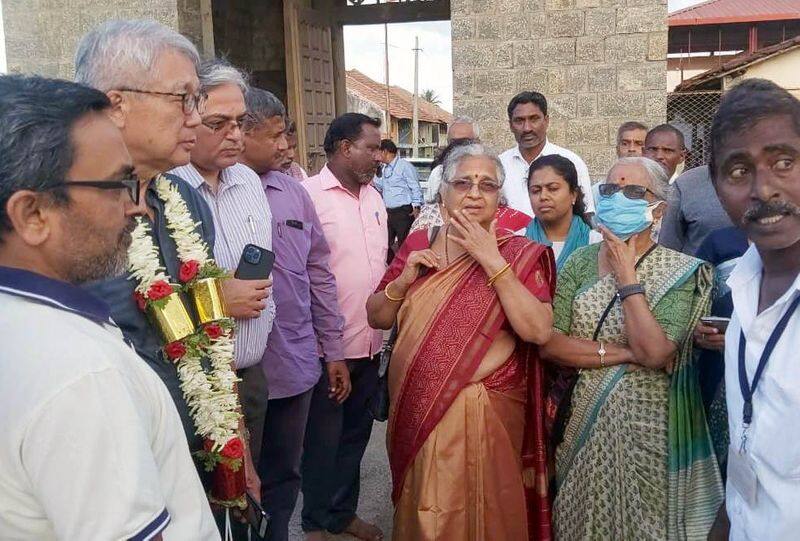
[346,69,452,124]
[669,0,800,27]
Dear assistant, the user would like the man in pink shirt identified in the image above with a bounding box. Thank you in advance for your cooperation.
[301,113,387,541]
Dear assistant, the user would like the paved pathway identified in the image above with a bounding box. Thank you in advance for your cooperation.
[288,421,394,540]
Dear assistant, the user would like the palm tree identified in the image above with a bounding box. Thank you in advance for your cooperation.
[421,89,441,106]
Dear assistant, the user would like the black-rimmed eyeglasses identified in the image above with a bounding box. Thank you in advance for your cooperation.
[598,183,659,201]
[116,88,208,116]
[43,179,141,205]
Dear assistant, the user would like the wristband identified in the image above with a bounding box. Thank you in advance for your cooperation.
[617,283,645,301]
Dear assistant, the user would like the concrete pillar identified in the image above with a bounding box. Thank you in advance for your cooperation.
[451,0,668,178]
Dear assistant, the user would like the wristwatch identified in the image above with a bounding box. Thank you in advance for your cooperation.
[598,341,607,367]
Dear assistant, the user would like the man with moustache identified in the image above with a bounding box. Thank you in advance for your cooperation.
[616,121,648,157]
[707,79,800,540]
[75,20,262,493]
[171,59,275,509]
[499,91,594,218]
[0,75,218,539]
[301,113,387,541]
[644,124,687,183]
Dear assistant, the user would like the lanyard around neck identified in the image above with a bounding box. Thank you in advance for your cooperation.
[738,294,800,431]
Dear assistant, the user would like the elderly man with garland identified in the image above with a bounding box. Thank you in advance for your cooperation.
[76,19,260,518]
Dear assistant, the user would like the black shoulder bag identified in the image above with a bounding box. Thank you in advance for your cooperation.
[370,226,441,422]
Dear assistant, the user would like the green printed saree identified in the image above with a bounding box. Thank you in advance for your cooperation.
[551,243,723,540]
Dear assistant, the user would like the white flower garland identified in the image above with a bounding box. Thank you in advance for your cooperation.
[127,175,240,451]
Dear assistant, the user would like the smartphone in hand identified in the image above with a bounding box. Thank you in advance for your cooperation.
[245,492,271,539]
[235,244,275,280]
[700,316,730,333]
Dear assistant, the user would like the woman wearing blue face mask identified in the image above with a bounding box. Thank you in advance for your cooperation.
[541,157,723,540]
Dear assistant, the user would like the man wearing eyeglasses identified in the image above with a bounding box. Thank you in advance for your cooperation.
[0,75,218,540]
[171,59,276,521]
[73,20,234,509]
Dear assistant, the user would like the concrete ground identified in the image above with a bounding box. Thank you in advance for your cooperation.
[288,421,394,541]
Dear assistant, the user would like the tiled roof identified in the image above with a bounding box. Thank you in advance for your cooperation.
[346,69,452,124]
[675,34,800,90]
[669,0,800,26]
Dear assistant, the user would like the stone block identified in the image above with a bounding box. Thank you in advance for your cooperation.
[585,8,617,37]
[567,119,609,146]
[548,94,577,119]
[587,65,617,92]
[547,118,568,146]
[604,33,649,63]
[451,0,472,15]
[476,70,516,95]
[546,0,576,8]
[453,43,484,70]
[505,13,546,40]
[644,89,667,118]
[547,65,589,93]
[617,62,666,91]
[477,17,502,40]
[496,0,527,13]
[576,35,606,63]
[648,31,668,61]
[616,5,667,34]
[538,38,575,66]
[493,43,515,69]
[514,41,539,67]
[598,91,646,117]
[452,17,476,41]
[576,145,617,178]
[577,0,602,7]
[515,67,549,92]
[577,93,598,117]
[453,71,475,96]
[547,10,584,38]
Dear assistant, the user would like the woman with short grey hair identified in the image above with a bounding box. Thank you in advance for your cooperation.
[367,142,556,541]
[542,157,723,539]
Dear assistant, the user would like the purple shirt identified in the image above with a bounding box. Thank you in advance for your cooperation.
[260,170,345,399]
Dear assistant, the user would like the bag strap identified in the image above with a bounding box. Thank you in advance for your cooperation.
[592,243,658,341]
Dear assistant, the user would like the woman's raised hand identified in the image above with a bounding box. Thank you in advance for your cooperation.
[396,249,440,289]
[447,210,505,271]
[599,225,638,287]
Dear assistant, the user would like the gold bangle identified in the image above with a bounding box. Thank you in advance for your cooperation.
[487,263,512,286]
[384,282,405,302]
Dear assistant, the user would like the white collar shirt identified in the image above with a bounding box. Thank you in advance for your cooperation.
[0,266,218,540]
[498,140,595,218]
[725,244,800,540]
[172,162,276,369]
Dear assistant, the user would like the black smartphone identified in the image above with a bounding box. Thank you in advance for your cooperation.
[245,492,271,539]
[700,316,730,332]
[234,244,275,280]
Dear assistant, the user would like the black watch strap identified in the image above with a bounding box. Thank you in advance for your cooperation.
[617,283,645,301]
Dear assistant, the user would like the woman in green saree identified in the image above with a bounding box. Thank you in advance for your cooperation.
[541,157,723,540]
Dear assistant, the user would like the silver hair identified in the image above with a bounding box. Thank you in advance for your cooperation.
[447,115,480,138]
[441,143,505,192]
[75,19,200,91]
[198,58,248,93]
[244,87,287,124]
[606,156,671,201]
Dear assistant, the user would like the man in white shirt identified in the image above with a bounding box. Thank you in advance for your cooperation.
[170,59,276,514]
[707,78,800,540]
[499,91,594,217]
[0,76,217,539]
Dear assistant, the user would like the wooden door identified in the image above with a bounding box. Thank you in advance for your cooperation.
[284,1,336,174]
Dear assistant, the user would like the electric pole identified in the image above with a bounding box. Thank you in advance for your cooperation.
[384,23,391,137]
[412,35,420,158]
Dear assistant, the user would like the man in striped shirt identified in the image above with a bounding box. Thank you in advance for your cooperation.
[171,59,275,523]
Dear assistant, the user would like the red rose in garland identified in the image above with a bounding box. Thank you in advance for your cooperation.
[164,340,187,361]
[221,437,245,459]
[147,280,173,301]
[204,323,224,340]
[179,260,200,283]
[133,291,147,311]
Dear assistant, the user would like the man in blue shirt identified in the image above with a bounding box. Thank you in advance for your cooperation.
[373,139,423,262]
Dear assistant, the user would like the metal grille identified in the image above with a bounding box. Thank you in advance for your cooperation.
[667,91,722,170]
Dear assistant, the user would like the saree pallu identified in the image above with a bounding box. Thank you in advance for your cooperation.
[552,244,723,541]
[383,232,555,541]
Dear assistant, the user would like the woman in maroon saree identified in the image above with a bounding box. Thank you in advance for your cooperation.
[366,144,556,541]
